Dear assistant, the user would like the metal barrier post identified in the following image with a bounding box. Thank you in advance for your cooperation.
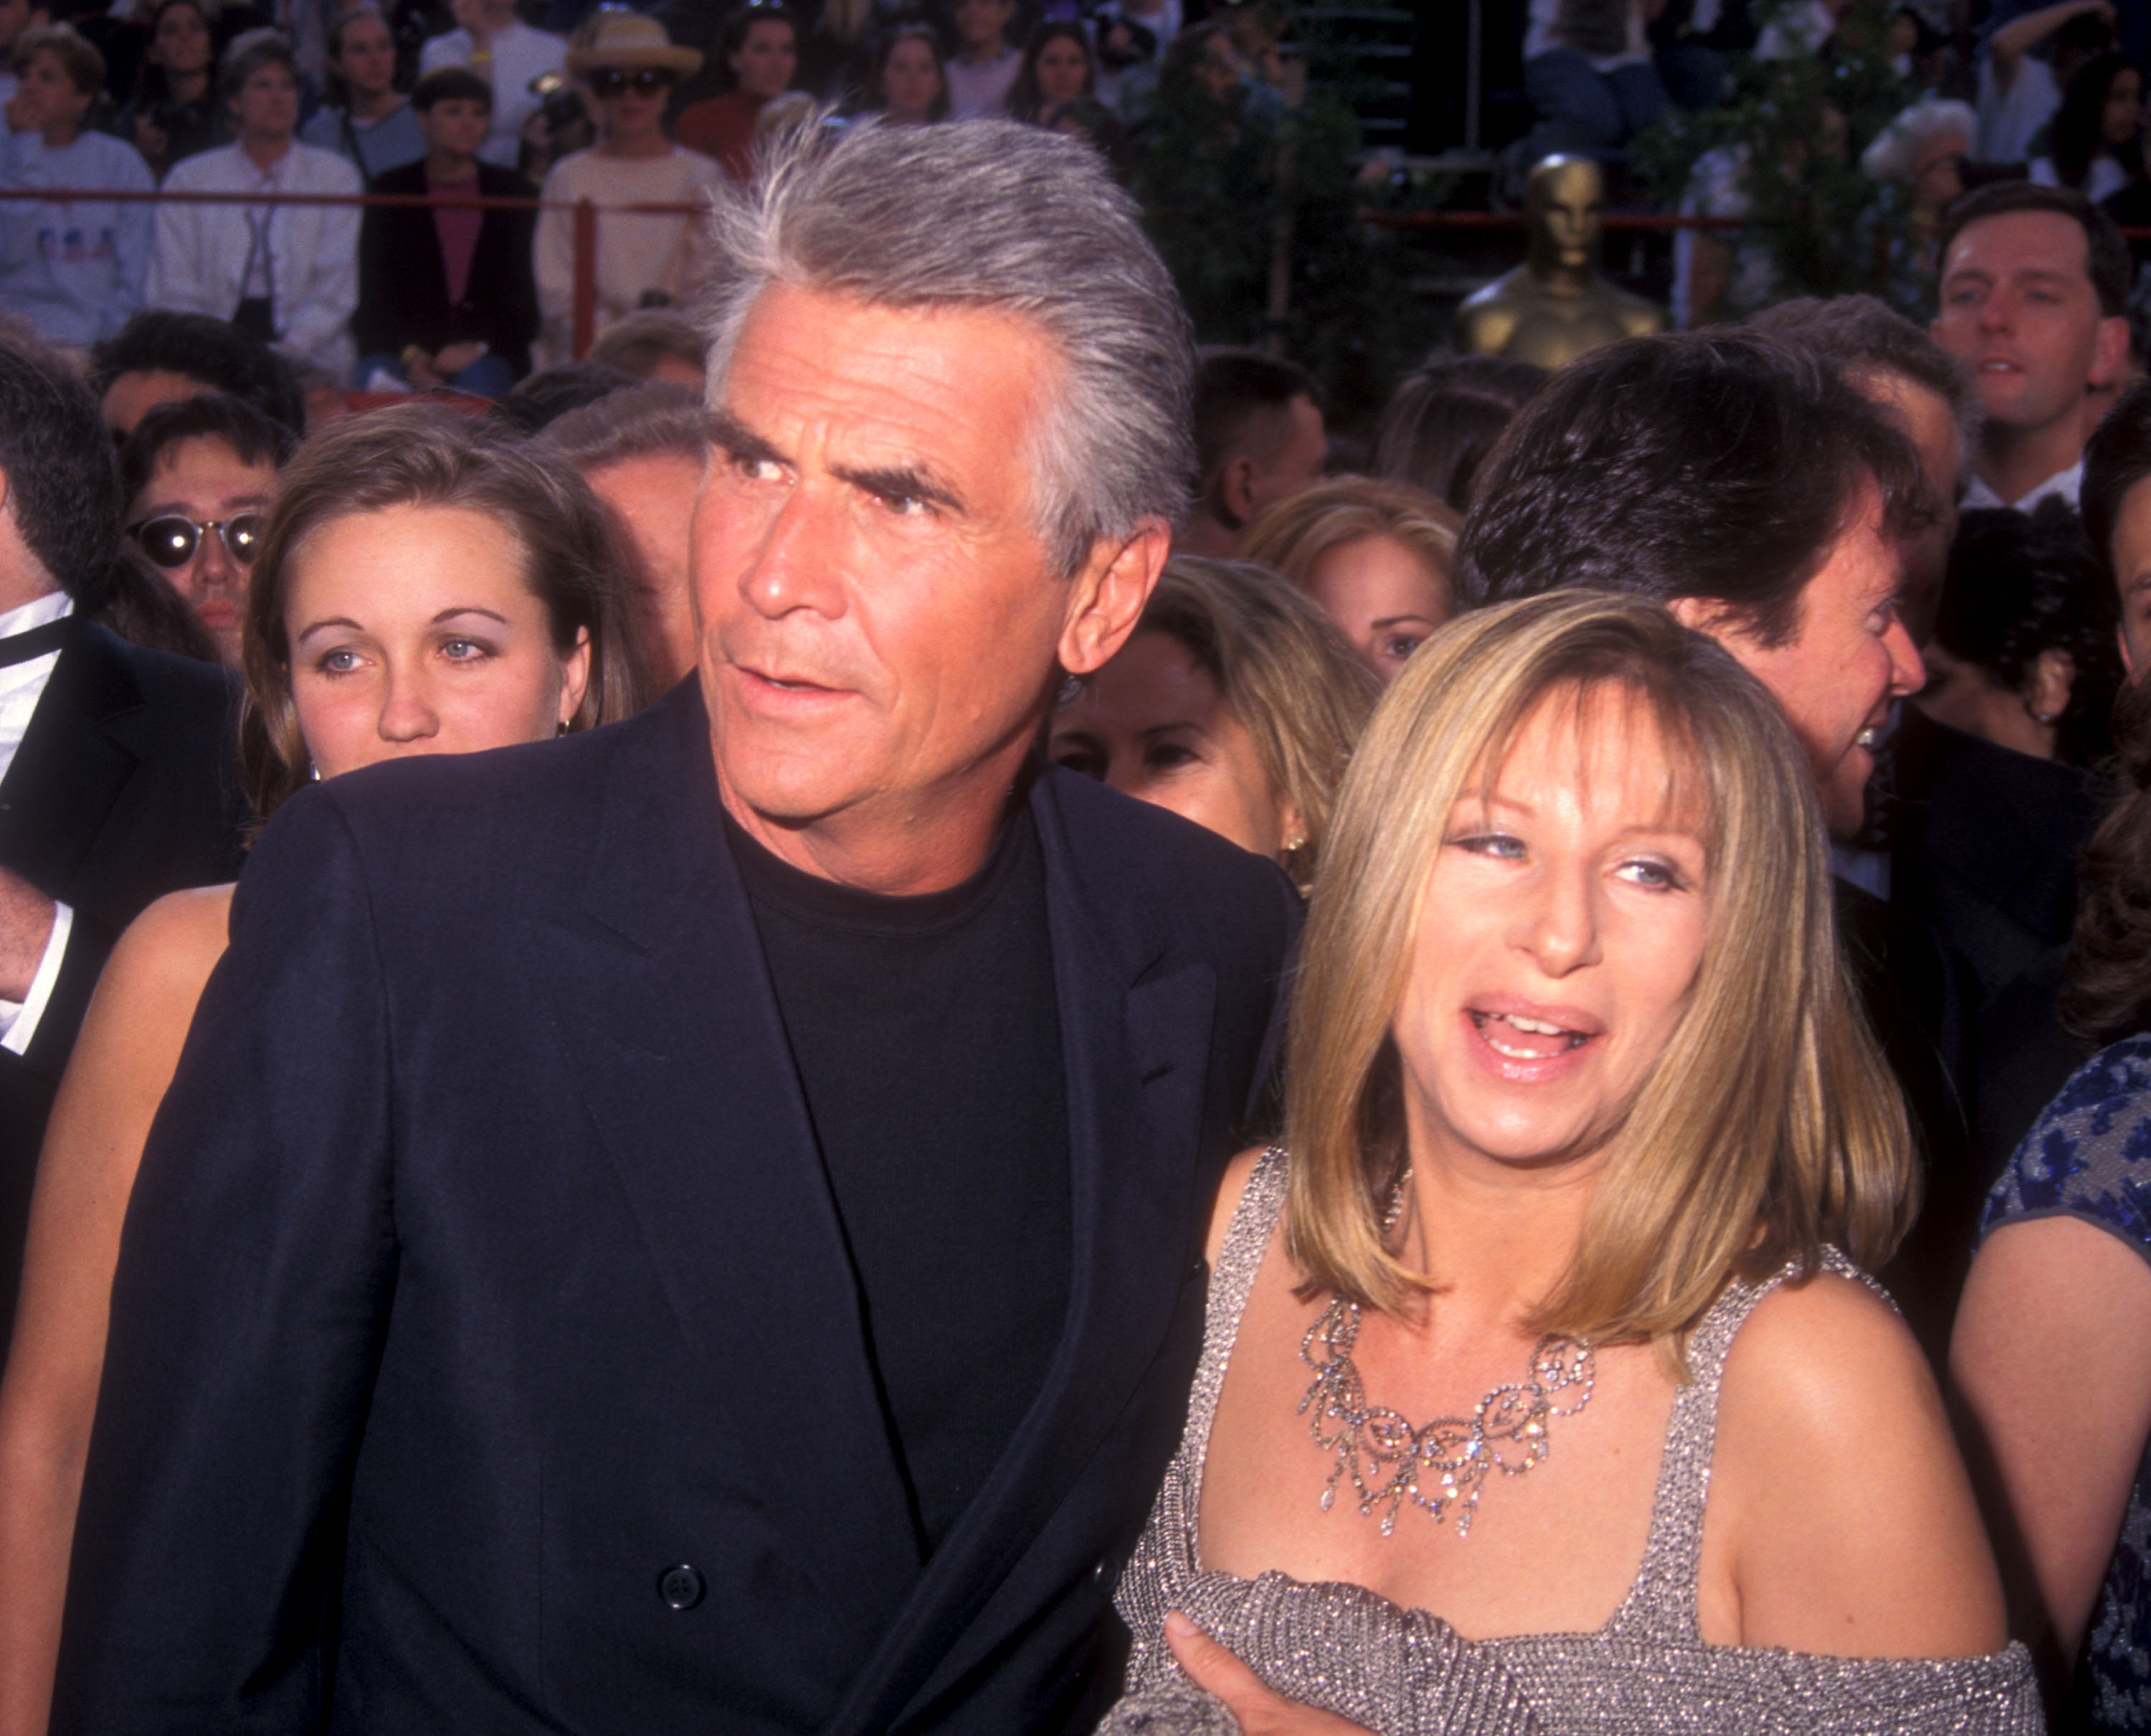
[571,196,597,361]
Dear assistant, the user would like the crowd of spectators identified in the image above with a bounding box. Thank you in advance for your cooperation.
[0,0,1302,389]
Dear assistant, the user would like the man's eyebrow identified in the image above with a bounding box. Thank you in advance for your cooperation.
[831,461,965,516]
[705,410,784,467]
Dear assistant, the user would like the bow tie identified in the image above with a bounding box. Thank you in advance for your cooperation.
[0,618,69,670]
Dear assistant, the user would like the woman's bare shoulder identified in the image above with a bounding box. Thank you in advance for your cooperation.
[1706,1268,2007,1657]
[78,884,234,1066]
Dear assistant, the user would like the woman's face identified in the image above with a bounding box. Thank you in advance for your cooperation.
[334,12,397,100]
[593,68,673,143]
[880,37,941,118]
[1303,533,1450,684]
[152,3,212,75]
[16,51,92,139]
[232,60,300,140]
[285,502,590,779]
[1390,686,1708,1177]
[730,19,796,100]
[2105,66,2145,148]
[1034,34,1091,106]
[1048,628,1298,865]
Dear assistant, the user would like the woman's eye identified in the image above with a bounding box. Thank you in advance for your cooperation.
[317,648,361,674]
[1616,858,1684,891]
[1144,741,1198,772]
[1454,831,1525,859]
[1051,746,1106,781]
[440,638,490,661]
[1381,632,1425,664]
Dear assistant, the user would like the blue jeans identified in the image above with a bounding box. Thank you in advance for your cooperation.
[1521,48,1669,156]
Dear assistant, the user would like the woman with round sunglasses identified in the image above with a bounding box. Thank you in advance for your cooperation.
[118,391,293,665]
[0,405,650,1734]
[533,11,721,364]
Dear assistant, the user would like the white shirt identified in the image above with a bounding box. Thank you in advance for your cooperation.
[419,21,568,170]
[2029,152,2131,202]
[1975,50,2059,163]
[0,589,76,1058]
[147,138,362,376]
[1524,0,1651,70]
[1962,456,2083,512]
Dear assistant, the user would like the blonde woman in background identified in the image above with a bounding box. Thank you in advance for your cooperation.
[1050,556,1376,895]
[1244,477,1459,684]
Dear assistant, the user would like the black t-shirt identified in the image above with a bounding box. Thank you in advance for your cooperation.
[726,800,1072,1557]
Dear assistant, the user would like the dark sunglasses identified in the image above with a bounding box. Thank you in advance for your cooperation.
[588,67,674,95]
[128,512,264,569]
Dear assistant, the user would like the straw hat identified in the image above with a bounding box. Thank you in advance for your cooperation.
[564,9,703,77]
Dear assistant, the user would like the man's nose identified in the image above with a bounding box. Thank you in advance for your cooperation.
[740,486,845,620]
[1884,612,1927,698]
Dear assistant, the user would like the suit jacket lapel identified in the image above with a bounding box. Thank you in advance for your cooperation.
[0,619,140,897]
[556,686,923,1635]
[825,769,1219,1735]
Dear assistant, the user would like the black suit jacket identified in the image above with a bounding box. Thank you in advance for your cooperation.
[354,159,541,379]
[1880,708,2101,1353]
[0,617,243,1358]
[55,680,1299,1734]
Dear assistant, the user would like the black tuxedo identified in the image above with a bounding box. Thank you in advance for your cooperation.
[56,680,1298,1734]
[353,159,541,379]
[1879,708,2101,1354]
[0,616,243,1357]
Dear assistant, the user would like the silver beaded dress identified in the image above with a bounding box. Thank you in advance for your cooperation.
[1100,1148,2043,1736]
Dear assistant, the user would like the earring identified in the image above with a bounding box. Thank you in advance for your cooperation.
[308,762,320,782]
[556,719,569,737]
[1283,828,1307,855]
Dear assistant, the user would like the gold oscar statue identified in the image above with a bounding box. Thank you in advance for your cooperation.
[1456,155,1666,369]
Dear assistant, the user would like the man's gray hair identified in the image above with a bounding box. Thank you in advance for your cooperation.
[701,115,1197,577]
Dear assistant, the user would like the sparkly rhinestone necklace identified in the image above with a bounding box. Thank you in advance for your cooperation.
[1296,1170,1596,1539]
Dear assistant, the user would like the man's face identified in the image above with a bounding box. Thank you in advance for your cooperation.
[954,0,1012,51]
[1858,369,1960,642]
[1932,210,2125,438]
[693,284,1123,849]
[1696,482,1924,839]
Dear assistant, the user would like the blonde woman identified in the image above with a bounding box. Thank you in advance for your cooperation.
[1243,478,1460,685]
[1101,593,2038,1733]
[1050,556,1377,896]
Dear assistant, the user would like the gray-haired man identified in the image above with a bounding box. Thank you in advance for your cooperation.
[54,119,1299,1732]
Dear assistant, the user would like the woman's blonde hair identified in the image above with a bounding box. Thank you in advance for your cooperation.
[1131,556,1378,892]
[1241,474,1461,608]
[1283,592,1912,1371]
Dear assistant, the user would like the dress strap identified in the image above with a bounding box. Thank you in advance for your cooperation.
[1606,1246,1870,1642]
[1182,1146,1292,1470]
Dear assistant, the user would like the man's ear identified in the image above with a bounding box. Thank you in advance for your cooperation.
[2092,314,2132,392]
[1217,454,1259,530]
[1666,592,1735,640]
[2024,645,2075,723]
[1058,518,1171,677]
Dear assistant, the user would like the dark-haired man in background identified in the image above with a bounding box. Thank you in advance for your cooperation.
[1457,327,1983,1345]
[1931,181,2131,513]
[0,336,244,1362]
[1177,346,1328,558]
[87,305,306,437]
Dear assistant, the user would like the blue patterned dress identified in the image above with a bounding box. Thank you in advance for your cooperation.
[1983,1034,2151,1730]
